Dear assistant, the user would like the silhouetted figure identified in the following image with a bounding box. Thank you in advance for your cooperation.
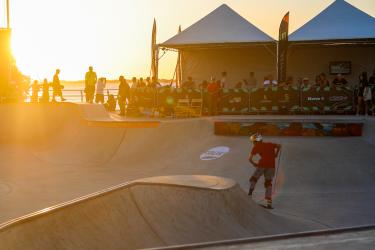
[104,94,116,112]
[182,76,195,89]
[221,72,227,88]
[244,72,257,89]
[40,79,50,103]
[118,76,130,116]
[147,77,160,88]
[52,69,65,102]
[138,78,146,88]
[363,81,373,116]
[356,72,367,115]
[332,74,348,86]
[95,77,106,104]
[30,80,40,103]
[85,66,97,103]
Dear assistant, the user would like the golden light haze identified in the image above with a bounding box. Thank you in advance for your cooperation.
[3,0,375,80]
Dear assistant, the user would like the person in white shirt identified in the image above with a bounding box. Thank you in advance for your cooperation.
[221,71,227,88]
[95,77,106,104]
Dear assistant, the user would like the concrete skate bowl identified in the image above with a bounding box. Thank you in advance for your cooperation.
[0,103,159,166]
[0,176,313,250]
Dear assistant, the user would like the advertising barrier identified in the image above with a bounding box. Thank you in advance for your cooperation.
[218,88,249,114]
[301,86,354,112]
[250,86,300,112]
[125,86,355,115]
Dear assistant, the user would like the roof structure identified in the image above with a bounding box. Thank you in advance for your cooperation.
[290,0,375,42]
[161,4,274,49]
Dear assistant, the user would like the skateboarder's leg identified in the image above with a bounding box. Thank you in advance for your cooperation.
[264,168,275,207]
[248,168,264,195]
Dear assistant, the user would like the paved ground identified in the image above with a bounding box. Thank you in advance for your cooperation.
[0,103,374,249]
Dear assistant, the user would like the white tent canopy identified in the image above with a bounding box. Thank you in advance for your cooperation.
[290,0,375,42]
[161,4,274,48]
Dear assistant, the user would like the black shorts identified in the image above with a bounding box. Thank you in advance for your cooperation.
[95,94,104,103]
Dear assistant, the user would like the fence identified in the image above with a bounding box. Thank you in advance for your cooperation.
[26,86,356,114]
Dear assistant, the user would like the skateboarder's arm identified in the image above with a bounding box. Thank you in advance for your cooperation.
[248,153,258,167]
[275,144,281,157]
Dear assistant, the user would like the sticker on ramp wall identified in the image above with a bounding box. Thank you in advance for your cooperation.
[200,146,230,161]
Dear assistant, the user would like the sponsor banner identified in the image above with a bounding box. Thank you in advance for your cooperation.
[219,88,249,114]
[278,12,289,83]
[175,88,202,100]
[250,87,299,112]
[215,121,363,137]
[301,86,354,112]
[200,146,230,161]
[327,86,354,111]
[156,87,176,109]
[133,87,156,109]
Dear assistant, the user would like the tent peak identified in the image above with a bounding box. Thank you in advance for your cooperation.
[161,4,274,48]
[290,0,375,42]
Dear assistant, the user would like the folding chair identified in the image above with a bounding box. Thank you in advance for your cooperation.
[174,99,190,118]
[189,98,203,117]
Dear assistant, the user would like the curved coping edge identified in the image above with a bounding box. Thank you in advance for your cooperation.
[0,175,237,232]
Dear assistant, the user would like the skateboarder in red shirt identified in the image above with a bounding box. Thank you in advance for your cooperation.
[248,133,281,209]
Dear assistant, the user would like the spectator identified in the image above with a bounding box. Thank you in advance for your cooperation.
[131,77,138,88]
[85,66,97,103]
[149,77,161,88]
[40,79,50,103]
[52,69,65,102]
[363,81,373,116]
[319,73,330,88]
[285,76,294,87]
[30,80,40,103]
[207,78,221,116]
[118,75,130,116]
[199,80,208,89]
[95,77,106,104]
[369,70,375,86]
[235,81,243,89]
[244,72,257,89]
[138,78,146,87]
[356,72,367,115]
[182,76,195,89]
[104,94,116,112]
[332,74,348,86]
[301,78,310,88]
[314,75,322,87]
[263,74,277,87]
[220,71,227,88]
[146,77,151,87]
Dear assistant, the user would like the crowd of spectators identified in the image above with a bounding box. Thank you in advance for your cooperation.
[18,67,375,116]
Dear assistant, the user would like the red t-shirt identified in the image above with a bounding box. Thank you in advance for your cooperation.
[251,142,278,168]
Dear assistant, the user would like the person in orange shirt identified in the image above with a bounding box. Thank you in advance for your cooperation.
[248,133,281,209]
[207,78,221,115]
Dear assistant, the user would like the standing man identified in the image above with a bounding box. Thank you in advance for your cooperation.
[85,66,97,103]
[52,69,65,102]
[248,133,281,209]
[207,78,221,116]
[118,75,130,116]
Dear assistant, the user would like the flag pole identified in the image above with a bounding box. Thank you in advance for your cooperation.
[7,0,10,29]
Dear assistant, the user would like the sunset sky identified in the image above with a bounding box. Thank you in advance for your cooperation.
[2,0,375,81]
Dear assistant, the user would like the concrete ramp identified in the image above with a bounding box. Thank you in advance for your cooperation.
[0,176,312,250]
